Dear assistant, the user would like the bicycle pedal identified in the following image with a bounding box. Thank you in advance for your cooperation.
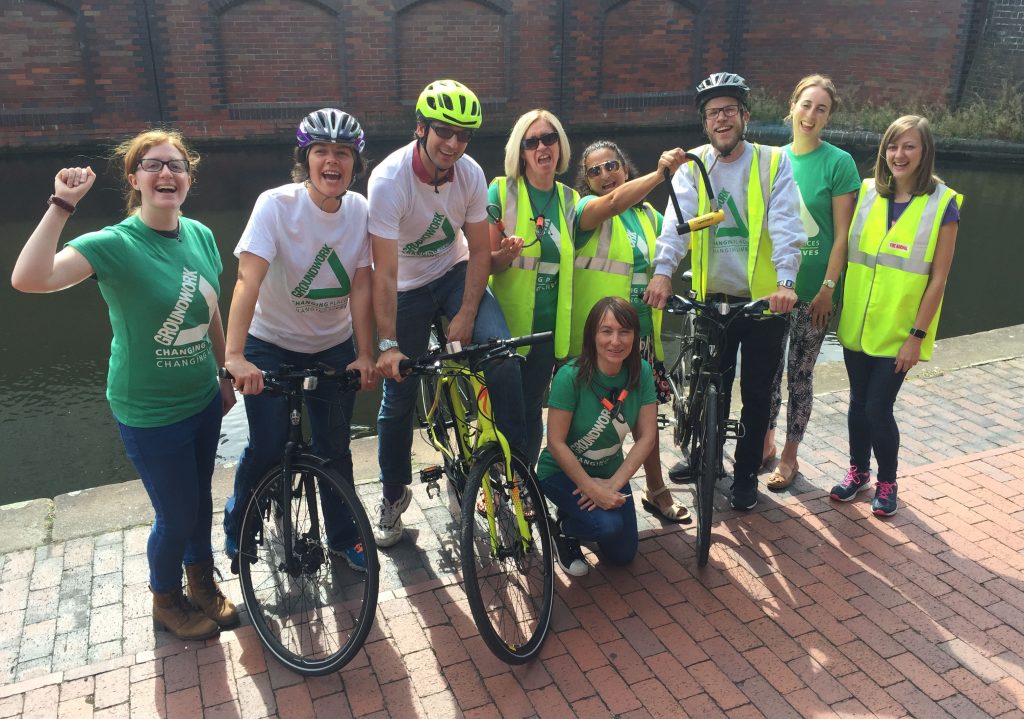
[723,419,744,440]
[419,466,443,499]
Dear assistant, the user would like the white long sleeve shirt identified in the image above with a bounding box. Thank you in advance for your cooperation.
[654,141,806,297]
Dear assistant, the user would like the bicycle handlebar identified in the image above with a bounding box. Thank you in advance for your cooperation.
[219,364,361,392]
[398,331,554,375]
[663,294,770,318]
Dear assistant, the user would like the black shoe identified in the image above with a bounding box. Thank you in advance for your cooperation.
[549,520,589,577]
[730,481,758,511]
[668,459,694,484]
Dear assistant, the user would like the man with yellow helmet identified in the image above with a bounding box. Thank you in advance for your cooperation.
[370,79,525,547]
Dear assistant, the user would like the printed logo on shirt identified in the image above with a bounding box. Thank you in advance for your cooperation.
[710,189,749,255]
[569,406,630,467]
[291,244,352,299]
[153,267,216,368]
[402,212,456,256]
[888,241,910,252]
[795,184,820,255]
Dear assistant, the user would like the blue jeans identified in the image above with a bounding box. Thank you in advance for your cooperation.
[541,472,638,565]
[520,340,556,466]
[223,335,359,553]
[844,349,907,482]
[378,261,525,486]
[118,392,221,592]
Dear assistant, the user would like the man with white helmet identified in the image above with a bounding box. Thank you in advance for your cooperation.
[645,72,806,511]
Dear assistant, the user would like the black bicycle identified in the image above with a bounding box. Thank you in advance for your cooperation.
[222,364,378,675]
[664,295,769,566]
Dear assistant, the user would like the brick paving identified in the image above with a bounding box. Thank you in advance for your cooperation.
[0,357,1022,718]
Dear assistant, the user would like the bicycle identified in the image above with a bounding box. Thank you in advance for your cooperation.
[658,153,772,567]
[663,294,769,566]
[403,327,555,664]
[221,364,379,676]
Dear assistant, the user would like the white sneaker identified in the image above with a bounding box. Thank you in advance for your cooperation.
[374,486,412,548]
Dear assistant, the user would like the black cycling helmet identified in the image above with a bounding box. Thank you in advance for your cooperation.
[695,72,750,112]
[296,108,366,173]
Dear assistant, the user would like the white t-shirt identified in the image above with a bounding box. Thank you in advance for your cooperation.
[236,183,371,354]
[367,141,487,291]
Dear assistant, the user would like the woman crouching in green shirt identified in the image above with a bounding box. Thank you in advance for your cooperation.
[537,296,657,576]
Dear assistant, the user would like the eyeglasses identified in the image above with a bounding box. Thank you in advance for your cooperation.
[429,124,474,143]
[703,104,741,121]
[585,159,622,178]
[137,158,189,174]
[521,132,559,151]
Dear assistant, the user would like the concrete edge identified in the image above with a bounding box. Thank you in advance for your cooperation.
[1,324,1021,554]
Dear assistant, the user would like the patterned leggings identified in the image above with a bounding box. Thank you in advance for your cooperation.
[768,301,830,443]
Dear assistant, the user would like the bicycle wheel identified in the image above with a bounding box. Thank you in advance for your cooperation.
[238,459,379,675]
[460,445,553,664]
[694,384,719,567]
[668,313,696,450]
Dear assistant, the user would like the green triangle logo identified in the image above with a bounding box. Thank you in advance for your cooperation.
[292,244,351,299]
[403,213,456,256]
[714,190,748,238]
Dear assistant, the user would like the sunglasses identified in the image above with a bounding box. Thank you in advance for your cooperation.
[585,159,622,178]
[521,131,559,151]
[137,158,189,174]
[429,124,474,143]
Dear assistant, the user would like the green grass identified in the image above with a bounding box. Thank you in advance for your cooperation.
[748,80,1024,143]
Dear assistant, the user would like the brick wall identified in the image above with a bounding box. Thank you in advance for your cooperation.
[0,0,1015,150]
[962,0,1024,100]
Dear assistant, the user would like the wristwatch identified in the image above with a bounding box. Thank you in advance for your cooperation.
[378,338,400,352]
[822,278,837,290]
[777,279,795,289]
[909,327,927,339]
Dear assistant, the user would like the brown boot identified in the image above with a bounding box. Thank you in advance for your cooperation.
[186,559,240,628]
[151,586,220,640]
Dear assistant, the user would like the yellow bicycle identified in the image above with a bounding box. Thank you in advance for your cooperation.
[403,323,554,664]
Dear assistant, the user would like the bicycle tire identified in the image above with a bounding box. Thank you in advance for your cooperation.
[238,459,379,675]
[668,313,697,451]
[695,384,719,567]
[460,445,554,664]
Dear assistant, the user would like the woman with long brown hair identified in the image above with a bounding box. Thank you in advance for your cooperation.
[536,296,658,576]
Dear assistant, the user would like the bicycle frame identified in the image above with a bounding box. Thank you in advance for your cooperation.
[423,358,531,557]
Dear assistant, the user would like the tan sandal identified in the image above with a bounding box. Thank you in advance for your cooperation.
[766,462,799,492]
[641,486,692,524]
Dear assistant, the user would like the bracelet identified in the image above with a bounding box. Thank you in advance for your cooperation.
[47,195,76,215]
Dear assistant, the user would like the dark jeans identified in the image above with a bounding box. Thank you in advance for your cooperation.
[520,340,556,466]
[377,261,525,486]
[541,472,638,565]
[223,335,359,553]
[713,313,788,490]
[118,392,221,592]
[844,349,907,482]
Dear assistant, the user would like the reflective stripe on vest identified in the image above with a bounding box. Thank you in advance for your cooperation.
[490,176,577,358]
[691,143,781,303]
[838,179,961,361]
[570,202,664,359]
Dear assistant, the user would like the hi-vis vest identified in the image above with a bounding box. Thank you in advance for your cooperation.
[490,176,578,358]
[571,203,664,359]
[838,179,961,361]
[690,143,782,302]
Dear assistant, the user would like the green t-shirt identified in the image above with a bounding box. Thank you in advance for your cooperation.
[487,179,573,333]
[786,141,861,302]
[537,358,656,481]
[68,214,222,427]
[575,198,663,339]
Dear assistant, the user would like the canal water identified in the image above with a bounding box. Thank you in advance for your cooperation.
[1,129,1021,504]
